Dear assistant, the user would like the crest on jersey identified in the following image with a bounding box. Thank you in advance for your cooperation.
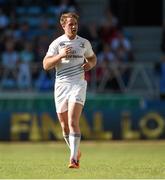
[80,42,85,48]
[59,42,65,47]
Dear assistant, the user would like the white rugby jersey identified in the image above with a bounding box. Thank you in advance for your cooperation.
[46,34,94,83]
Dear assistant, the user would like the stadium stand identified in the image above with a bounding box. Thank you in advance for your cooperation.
[0,0,163,99]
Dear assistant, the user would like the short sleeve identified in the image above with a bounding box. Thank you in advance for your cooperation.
[84,40,94,58]
[46,41,58,57]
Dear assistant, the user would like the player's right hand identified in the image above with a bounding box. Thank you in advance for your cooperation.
[59,46,72,58]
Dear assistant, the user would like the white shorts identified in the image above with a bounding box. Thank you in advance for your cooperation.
[54,80,87,113]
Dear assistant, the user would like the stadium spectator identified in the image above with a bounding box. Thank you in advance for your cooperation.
[17,22,33,41]
[161,20,165,53]
[98,8,120,44]
[97,43,117,64]
[17,42,34,89]
[34,34,50,62]
[0,8,9,31]
[35,70,54,91]
[1,41,19,89]
[111,30,132,52]
[96,43,122,92]
[111,30,134,85]
[36,17,54,37]
[31,63,41,88]
[49,0,78,16]
[155,55,165,99]
[78,21,103,54]
[159,61,165,95]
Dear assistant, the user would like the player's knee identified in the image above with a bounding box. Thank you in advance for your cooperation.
[69,120,78,130]
[61,122,69,131]
[63,126,69,134]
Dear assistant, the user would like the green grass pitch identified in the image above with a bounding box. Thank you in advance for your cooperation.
[0,141,165,179]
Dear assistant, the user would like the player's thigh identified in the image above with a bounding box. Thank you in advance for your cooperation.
[68,102,83,124]
[57,111,68,125]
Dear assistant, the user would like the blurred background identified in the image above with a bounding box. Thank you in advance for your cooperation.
[0,0,165,141]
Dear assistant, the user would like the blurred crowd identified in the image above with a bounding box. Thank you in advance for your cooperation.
[0,0,134,92]
[156,20,165,98]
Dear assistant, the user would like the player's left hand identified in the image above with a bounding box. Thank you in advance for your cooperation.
[81,55,97,71]
[81,61,92,71]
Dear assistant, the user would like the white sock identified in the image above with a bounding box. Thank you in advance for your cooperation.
[63,134,70,149]
[69,133,81,162]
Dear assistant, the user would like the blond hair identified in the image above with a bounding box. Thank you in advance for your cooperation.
[60,12,79,26]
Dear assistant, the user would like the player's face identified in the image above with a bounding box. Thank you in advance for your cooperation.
[63,17,78,39]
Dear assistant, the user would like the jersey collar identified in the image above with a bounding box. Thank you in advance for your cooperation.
[64,34,78,41]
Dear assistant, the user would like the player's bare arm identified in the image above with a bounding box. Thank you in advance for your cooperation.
[43,46,72,70]
[81,54,97,71]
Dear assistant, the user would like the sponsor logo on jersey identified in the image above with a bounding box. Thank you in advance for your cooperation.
[59,42,65,47]
[76,97,83,103]
[80,42,85,48]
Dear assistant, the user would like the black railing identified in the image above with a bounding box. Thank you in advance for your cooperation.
[0,62,160,99]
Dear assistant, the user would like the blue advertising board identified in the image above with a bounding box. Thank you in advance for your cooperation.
[0,99,165,141]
